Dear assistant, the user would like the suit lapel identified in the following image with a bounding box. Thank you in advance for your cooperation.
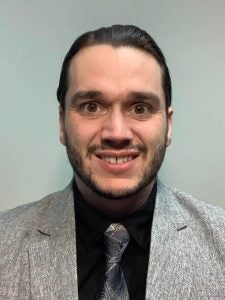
[27,180,198,299]
[145,181,194,300]
[28,183,78,300]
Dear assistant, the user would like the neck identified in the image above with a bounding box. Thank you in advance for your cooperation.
[75,176,156,218]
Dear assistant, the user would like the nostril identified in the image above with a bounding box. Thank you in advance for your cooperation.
[101,139,132,149]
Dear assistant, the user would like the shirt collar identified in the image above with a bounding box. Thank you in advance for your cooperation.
[74,181,156,252]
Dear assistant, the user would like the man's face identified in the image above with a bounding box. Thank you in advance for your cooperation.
[59,45,173,199]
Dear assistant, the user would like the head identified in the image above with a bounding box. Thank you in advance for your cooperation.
[57,25,172,111]
[57,25,173,209]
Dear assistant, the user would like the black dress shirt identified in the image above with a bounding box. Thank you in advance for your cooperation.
[73,181,156,300]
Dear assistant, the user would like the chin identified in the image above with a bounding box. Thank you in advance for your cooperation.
[88,177,150,200]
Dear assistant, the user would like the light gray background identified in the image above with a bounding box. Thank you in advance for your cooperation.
[1,0,225,211]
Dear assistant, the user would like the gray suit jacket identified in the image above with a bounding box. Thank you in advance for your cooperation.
[0,180,225,299]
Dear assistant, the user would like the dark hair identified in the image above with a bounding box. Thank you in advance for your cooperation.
[57,24,172,109]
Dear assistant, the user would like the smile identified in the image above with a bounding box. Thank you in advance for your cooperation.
[101,156,133,164]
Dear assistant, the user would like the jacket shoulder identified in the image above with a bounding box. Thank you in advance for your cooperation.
[0,194,53,235]
[158,181,225,229]
[0,184,74,297]
[0,182,73,237]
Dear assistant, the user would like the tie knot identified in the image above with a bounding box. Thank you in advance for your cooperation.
[104,223,130,263]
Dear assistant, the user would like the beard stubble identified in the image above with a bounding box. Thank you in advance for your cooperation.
[64,131,168,200]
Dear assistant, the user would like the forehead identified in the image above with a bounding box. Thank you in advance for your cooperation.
[66,44,164,101]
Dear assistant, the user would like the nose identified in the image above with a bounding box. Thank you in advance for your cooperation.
[100,107,133,148]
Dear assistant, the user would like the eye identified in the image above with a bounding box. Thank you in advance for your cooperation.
[79,101,106,117]
[83,102,99,112]
[134,104,148,114]
[128,103,152,119]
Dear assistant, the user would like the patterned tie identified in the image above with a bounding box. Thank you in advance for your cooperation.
[96,223,130,300]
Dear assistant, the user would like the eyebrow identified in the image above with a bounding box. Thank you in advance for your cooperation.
[70,90,161,105]
[127,91,161,104]
[70,90,104,104]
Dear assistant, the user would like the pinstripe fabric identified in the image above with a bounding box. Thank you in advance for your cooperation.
[1,180,225,299]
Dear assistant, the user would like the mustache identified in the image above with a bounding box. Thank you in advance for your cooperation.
[87,144,147,155]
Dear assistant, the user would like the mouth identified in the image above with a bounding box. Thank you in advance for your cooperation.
[100,155,133,164]
[95,152,139,165]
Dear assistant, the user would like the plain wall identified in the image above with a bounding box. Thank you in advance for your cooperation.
[0,0,225,211]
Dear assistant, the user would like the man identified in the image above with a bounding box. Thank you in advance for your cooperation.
[0,25,225,300]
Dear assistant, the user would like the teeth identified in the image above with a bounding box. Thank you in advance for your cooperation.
[117,157,124,164]
[110,157,116,164]
[102,156,133,164]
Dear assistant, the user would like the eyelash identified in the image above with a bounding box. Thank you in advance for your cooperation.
[80,102,105,114]
[129,103,151,114]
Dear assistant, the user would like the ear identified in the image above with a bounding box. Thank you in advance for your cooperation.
[166,107,173,146]
[59,106,66,146]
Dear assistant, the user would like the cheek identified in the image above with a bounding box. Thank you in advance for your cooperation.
[133,120,167,145]
[65,119,100,148]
